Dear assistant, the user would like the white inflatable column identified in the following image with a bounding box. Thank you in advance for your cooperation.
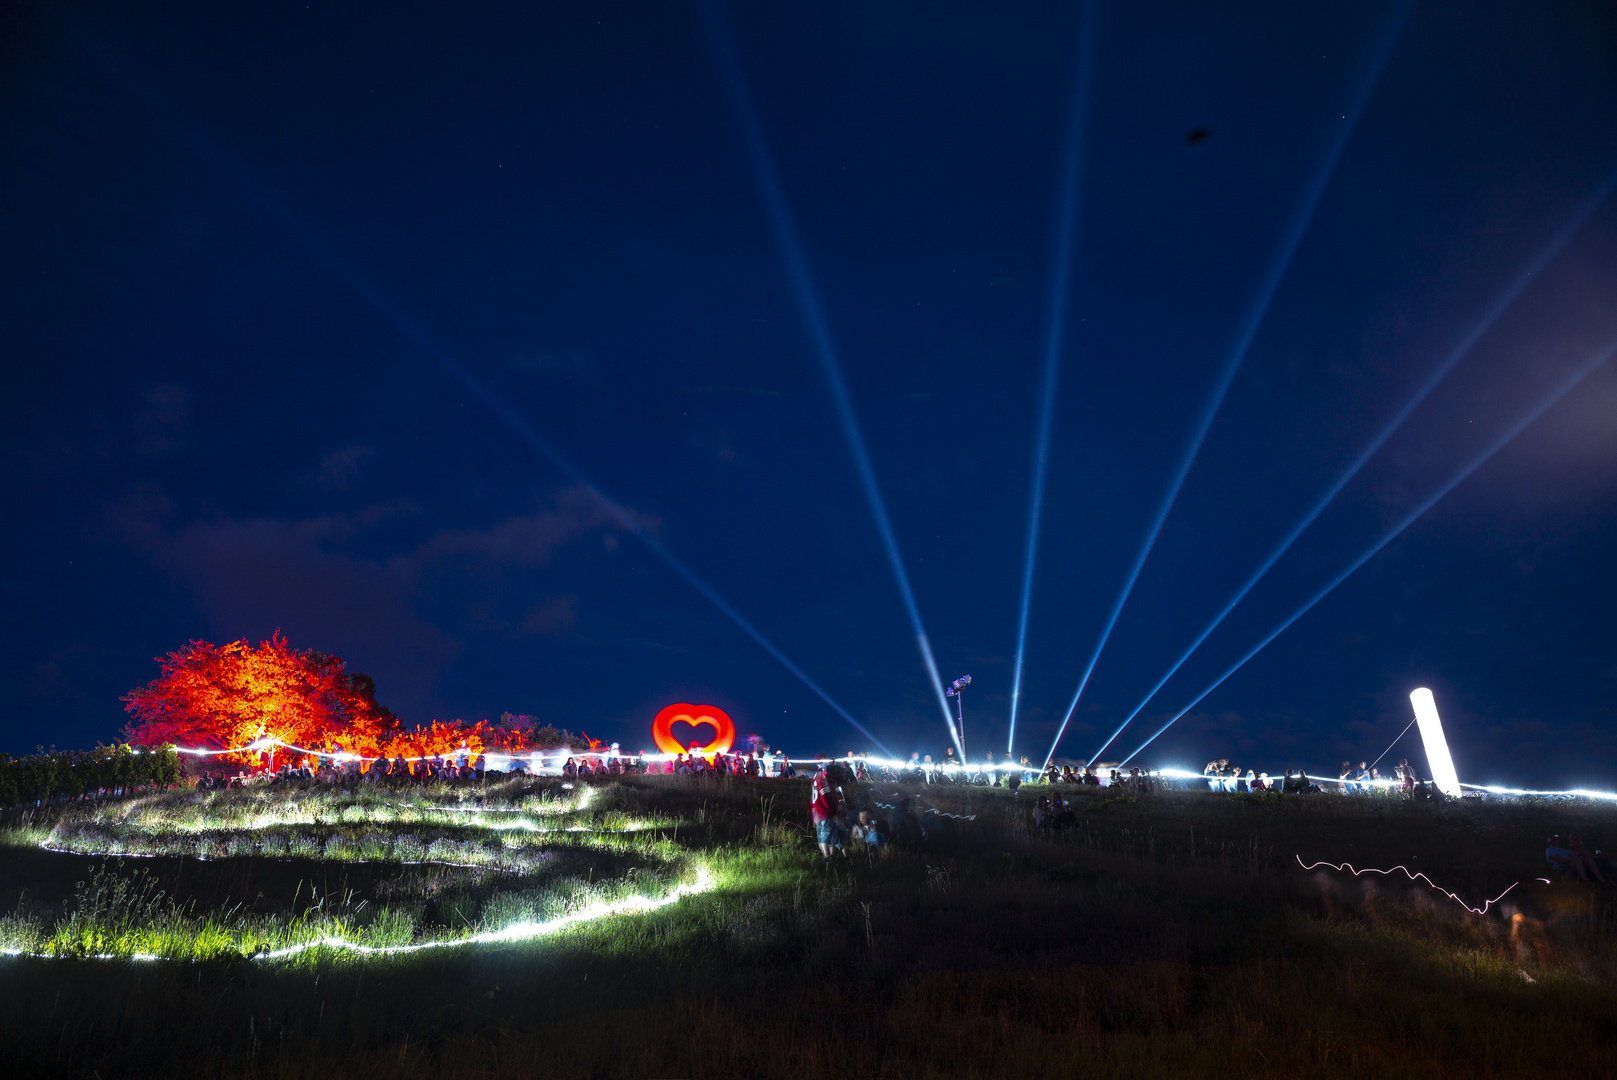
[1409,688,1461,797]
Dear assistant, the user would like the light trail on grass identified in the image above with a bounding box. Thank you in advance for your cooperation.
[1007,0,1104,759]
[1092,163,1617,764]
[1458,784,1617,801]
[0,947,161,963]
[1119,334,1617,766]
[1295,856,1546,916]
[0,870,716,965]
[34,838,503,872]
[868,798,977,821]
[700,0,957,757]
[251,867,714,961]
[1047,1,1410,772]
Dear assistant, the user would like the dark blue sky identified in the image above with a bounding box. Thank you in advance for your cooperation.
[3,1,1615,786]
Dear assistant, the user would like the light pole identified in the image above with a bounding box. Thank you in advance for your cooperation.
[946,675,971,762]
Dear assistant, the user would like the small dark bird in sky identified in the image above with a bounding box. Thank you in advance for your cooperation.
[1185,126,1211,146]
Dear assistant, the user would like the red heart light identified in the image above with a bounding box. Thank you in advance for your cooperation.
[670,719,719,748]
[652,703,736,756]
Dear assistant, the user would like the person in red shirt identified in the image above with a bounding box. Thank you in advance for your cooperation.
[811,764,843,857]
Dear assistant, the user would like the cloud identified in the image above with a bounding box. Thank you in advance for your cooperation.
[129,384,193,457]
[168,515,456,706]
[522,594,578,637]
[416,486,625,569]
[312,445,377,492]
[100,485,632,714]
[100,482,176,552]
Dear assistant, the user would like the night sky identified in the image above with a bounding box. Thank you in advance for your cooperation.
[3,1,1616,786]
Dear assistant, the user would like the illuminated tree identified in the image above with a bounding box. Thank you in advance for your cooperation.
[489,712,593,752]
[121,634,400,760]
[380,719,487,764]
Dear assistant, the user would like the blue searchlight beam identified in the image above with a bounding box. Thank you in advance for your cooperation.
[1089,159,1617,761]
[182,135,893,756]
[1120,337,1617,765]
[1008,0,1105,759]
[1048,0,1411,770]
[701,0,960,753]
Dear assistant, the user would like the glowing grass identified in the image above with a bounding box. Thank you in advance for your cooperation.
[0,780,710,961]
[19,783,672,840]
[0,832,695,962]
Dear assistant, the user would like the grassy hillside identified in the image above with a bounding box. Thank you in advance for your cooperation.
[2,774,1616,1078]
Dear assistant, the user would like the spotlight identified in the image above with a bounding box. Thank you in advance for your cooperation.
[946,675,972,757]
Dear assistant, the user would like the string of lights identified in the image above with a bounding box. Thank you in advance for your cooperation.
[868,798,977,821]
[150,739,1617,800]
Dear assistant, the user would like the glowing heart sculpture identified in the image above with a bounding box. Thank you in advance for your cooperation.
[652,703,736,756]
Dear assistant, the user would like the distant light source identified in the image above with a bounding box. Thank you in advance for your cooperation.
[1410,688,1461,797]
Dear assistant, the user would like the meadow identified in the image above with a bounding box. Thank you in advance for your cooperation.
[3,773,1616,1078]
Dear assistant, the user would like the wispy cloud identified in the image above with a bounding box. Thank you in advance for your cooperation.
[97,483,635,713]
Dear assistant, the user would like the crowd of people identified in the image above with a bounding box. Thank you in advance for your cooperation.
[189,744,835,790]
[1185,757,1433,797]
[809,762,887,858]
[1038,764,1154,790]
[190,742,1455,800]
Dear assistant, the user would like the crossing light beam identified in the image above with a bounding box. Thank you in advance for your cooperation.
[1120,336,1617,765]
[1047,0,1411,771]
[700,0,959,753]
[1089,159,1617,762]
[1008,0,1104,759]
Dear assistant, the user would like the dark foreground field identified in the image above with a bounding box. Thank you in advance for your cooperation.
[4,775,1617,1078]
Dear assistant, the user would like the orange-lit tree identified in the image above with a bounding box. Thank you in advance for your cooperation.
[122,634,400,761]
[379,719,488,764]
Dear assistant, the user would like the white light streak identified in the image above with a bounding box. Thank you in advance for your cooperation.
[1410,688,1462,798]
[0,870,715,965]
[1,948,161,962]
[1296,855,1533,916]
[1459,783,1617,801]
[251,868,714,961]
